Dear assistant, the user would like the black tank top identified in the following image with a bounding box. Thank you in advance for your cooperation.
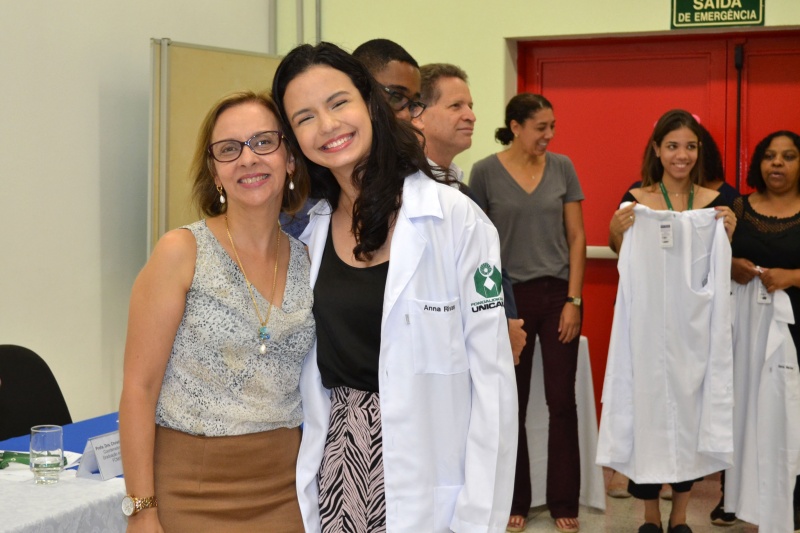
[313,224,389,392]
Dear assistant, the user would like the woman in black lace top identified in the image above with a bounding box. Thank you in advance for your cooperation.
[731,130,800,351]
[730,130,800,527]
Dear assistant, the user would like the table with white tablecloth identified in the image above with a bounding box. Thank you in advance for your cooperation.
[0,471,126,533]
[0,413,126,533]
[527,336,606,510]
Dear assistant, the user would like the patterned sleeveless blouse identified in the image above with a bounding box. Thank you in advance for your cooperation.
[155,220,315,436]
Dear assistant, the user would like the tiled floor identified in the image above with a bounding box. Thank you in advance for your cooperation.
[518,469,761,532]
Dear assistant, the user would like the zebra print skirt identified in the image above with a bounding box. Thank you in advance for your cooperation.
[319,386,386,533]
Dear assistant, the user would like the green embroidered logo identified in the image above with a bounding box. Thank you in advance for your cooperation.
[474,263,502,298]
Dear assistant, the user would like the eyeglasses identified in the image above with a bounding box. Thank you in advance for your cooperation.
[381,86,427,119]
[208,131,284,162]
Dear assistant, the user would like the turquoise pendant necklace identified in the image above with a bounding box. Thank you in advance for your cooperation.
[225,215,280,354]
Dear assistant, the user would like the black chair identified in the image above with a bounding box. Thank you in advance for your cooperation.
[0,345,72,441]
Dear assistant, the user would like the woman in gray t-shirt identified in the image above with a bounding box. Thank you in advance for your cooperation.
[470,93,586,533]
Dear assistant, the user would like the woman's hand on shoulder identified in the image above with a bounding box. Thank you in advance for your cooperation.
[713,206,737,241]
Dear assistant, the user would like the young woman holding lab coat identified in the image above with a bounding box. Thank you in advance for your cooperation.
[602,110,737,533]
[271,42,517,533]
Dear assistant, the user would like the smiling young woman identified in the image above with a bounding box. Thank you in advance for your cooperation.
[600,110,738,533]
[271,42,517,533]
[608,110,737,253]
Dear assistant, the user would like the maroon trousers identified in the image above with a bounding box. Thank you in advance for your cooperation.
[510,277,581,519]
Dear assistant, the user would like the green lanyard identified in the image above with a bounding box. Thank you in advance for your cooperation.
[0,451,30,469]
[659,182,694,211]
[0,451,67,469]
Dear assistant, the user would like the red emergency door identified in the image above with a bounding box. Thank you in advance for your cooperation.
[517,31,800,418]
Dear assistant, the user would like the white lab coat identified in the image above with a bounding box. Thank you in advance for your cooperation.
[297,171,517,533]
[724,279,800,533]
[596,204,734,483]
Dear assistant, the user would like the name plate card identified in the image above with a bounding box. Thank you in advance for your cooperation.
[77,430,123,480]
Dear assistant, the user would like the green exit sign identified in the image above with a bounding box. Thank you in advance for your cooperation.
[672,0,764,29]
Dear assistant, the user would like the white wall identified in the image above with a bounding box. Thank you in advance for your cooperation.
[0,0,274,421]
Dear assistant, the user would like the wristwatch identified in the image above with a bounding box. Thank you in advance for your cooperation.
[566,296,582,307]
[121,494,158,517]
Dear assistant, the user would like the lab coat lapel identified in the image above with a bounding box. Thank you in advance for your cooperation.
[382,173,442,319]
[383,210,425,321]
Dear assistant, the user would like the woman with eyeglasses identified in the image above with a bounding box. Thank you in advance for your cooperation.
[271,42,517,533]
[119,91,314,533]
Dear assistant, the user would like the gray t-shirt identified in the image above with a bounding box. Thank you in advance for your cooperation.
[469,152,584,283]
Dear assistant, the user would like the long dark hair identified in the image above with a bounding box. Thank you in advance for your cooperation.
[697,123,724,184]
[272,42,434,261]
[641,109,704,187]
[746,130,800,192]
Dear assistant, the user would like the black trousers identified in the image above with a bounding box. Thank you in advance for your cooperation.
[510,277,581,518]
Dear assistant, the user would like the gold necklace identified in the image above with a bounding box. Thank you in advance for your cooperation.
[224,215,280,355]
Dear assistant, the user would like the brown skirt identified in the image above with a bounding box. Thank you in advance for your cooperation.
[153,425,303,533]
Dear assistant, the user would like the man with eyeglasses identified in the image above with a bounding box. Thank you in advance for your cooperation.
[360,50,527,363]
[353,39,426,122]
[352,42,525,360]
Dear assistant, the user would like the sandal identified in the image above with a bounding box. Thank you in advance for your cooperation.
[507,514,526,532]
[555,517,579,533]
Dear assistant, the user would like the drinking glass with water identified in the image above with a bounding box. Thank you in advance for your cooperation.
[30,425,63,484]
